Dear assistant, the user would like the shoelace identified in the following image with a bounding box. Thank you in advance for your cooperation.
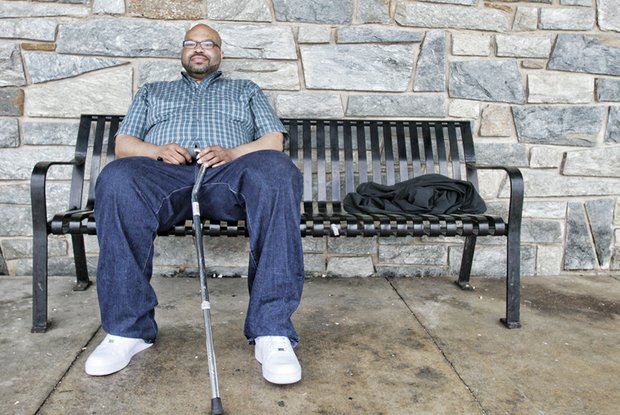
[265,337,290,354]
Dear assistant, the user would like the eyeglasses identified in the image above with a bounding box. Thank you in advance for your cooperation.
[182,40,220,50]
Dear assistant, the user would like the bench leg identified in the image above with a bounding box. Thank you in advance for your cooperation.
[500,229,521,329]
[71,235,91,291]
[32,229,49,332]
[455,235,476,291]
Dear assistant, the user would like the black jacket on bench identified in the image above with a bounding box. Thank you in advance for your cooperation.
[343,174,486,215]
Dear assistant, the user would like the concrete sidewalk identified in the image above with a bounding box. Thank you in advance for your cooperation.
[2,274,618,414]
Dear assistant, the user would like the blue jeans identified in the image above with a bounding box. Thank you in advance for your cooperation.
[94,150,304,344]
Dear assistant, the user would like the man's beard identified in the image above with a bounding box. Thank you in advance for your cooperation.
[182,55,217,77]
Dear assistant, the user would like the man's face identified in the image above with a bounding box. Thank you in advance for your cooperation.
[181,25,223,81]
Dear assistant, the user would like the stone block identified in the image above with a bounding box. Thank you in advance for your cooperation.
[560,0,592,5]
[0,146,74,180]
[0,1,88,17]
[301,44,416,92]
[523,201,567,219]
[529,146,564,169]
[1,238,67,260]
[520,170,619,197]
[274,0,353,24]
[528,73,594,104]
[449,60,525,104]
[598,0,620,32]
[536,245,563,276]
[596,78,620,101]
[395,2,511,32]
[298,26,331,43]
[0,87,23,116]
[414,30,445,92]
[207,0,271,22]
[539,7,595,30]
[521,60,546,70]
[448,100,479,119]
[585,199,614,266]
[303,253,326,274]
[548,34,620,76]
[477,169,505,200]
[521,219,563,244]
[346,95,445,117]
[0,183,28,205]
[0,118,18,148]
[479,104,513,137]
[0,18,57,41]
[57,19,187,58]
[0,205,31,237]
[563,146,620,177]
[474,143,529,167]
[355,0,390,24]
[565,202,596,270]
[25,66,133,118]
[0,44,26,87]
[449,245,536,277]
[496,35,552,58]
[329,237,377,255]
[303,237,325,252]
[512,7,538,31]
[276,94,344,118]
[22,120,80,145]
[451,33,491,56]
[337,26,422,43]
[215,24,297,59]
[138,60,183,85]
[221,60,300,91]
[20,43,56,52]
[24,52,128,84]
[326,256,374,277]
[379,244,448,266]
[513,106,604,146]
[93,0,125,14]
[605,106,620,143]
[127,0,203,19]
[448,99,480,119]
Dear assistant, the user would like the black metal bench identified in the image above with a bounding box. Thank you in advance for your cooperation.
[31,114,524,332]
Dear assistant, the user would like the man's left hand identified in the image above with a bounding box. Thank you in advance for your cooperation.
[197,146,237,167]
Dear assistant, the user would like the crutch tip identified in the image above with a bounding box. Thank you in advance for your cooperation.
[211,397,224,415]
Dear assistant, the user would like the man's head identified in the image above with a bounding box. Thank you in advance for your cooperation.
[181,24,223,82]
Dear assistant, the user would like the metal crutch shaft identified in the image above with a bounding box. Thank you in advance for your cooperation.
[191,163,224,415]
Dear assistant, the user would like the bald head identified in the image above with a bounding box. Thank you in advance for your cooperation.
[181,24,223,82]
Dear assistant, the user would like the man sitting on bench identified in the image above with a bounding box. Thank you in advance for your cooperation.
[84,23,305,385]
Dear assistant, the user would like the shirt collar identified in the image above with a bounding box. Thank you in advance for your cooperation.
[181,71,222,87]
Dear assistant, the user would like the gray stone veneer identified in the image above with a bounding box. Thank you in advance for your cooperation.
[1,0,619,278]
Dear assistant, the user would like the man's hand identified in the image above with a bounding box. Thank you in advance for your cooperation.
[154,144,193,165]
[197,146,237,168]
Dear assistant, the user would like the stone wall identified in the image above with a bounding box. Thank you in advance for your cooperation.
[1,0,619,279]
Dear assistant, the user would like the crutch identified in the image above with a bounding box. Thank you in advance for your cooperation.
[191,163,224,415]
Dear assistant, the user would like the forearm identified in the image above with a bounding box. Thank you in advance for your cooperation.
[198,132,285,167]
[115,134,160,159]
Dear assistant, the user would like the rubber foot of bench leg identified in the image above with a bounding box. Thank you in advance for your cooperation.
[73,280,92,291]
[31,322,50,333]
[455,280,475,291]
[500,318,522,329]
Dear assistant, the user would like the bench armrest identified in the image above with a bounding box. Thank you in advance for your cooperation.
[31,159,82,231]
[470,164,524,232]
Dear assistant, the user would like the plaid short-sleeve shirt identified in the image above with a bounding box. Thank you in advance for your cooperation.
[117,71,286,149]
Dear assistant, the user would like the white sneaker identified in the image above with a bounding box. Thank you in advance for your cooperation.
[255,336,301,384]
[85,334,153,376]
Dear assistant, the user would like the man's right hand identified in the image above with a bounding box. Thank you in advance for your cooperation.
[154,144,193,165]
[115,134,193,164]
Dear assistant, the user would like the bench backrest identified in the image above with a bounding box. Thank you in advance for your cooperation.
[69,115,479,214]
